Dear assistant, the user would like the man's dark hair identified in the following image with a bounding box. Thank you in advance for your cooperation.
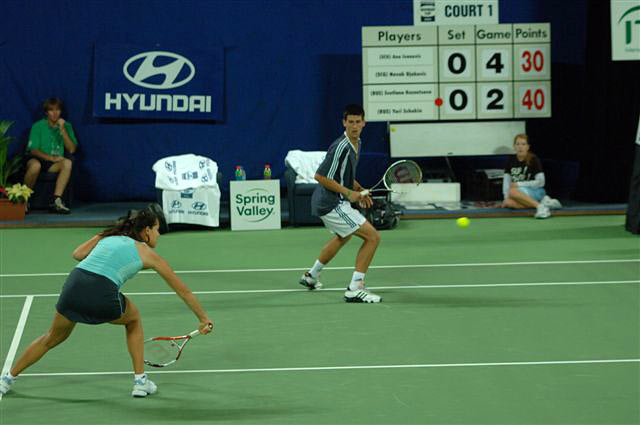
[43,97,64,113]
[343,104,365,119]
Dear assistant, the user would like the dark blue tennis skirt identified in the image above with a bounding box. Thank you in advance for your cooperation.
[55,268,127,324]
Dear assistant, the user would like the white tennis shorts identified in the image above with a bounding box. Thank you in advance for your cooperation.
[320,200,366,237]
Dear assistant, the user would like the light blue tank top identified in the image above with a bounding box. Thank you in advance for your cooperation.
[76,236,143,288]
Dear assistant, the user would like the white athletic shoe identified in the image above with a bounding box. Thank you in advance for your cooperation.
[299,272,323,290]
[344,288,382,303]
[534,204,551,219]
[131,376,157,398]
[541,195,562,209]
[0,373,15,395]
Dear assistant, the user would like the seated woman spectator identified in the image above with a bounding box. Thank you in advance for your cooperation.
[501,133,562,219]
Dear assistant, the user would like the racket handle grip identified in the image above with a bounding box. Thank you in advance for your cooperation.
[360,189,370,197]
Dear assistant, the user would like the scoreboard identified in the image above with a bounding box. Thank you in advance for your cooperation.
[362,23,551,122]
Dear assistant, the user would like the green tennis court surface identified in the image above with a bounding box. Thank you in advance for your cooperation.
[1,216,639,424]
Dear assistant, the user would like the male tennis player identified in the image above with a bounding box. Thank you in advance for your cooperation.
[0,207,213,398]
[299,104,382,303]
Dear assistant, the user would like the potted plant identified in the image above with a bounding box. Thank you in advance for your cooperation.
[0,120,31,221]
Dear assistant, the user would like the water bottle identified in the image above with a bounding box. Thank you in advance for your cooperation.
[239,166,246,180]
[235,165,243,180]
[263,163,271,179]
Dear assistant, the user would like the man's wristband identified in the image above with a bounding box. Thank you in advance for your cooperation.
[345,190,351,199]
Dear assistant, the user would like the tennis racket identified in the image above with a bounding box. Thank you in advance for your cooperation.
[144,324,213,368]
[360,160,423,196]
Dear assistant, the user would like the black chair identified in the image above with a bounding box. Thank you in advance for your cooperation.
[284,165,321,226]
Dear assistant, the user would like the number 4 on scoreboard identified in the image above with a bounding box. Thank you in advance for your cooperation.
[486,52,504,73]
[479,48,511,79]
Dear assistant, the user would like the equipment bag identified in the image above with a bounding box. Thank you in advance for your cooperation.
[363,196,400,230]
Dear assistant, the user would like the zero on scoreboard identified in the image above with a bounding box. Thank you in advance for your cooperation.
[362,23,551,121]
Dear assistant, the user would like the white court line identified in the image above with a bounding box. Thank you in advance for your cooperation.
[0,296,33,401]
[0,279,639,299]
[0,258,638,278]
[19,358,640,377]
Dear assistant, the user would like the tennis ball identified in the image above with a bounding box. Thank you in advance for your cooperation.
[456,217,470,228]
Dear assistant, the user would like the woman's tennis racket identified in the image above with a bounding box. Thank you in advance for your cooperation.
[360,160,423,196]
[144,324,212,368]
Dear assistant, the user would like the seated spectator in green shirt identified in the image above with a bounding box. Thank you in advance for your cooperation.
[24,98,78,214]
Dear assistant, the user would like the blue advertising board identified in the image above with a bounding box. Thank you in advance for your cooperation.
[93,44,223,120]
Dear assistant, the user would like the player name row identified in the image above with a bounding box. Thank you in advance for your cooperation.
[363,46,550,82]
[363,24,550,46]
[363,81,551,121]
[364,66,549,84]
[364,82,549,100]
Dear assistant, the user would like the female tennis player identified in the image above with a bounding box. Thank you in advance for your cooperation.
[0,207,213,398]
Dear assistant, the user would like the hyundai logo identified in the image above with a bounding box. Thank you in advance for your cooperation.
[171,200,182,208]
[123,51,195,89]
[192,202,207,211]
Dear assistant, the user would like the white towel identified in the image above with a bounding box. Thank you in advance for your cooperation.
[152,154,219,190]
[284,150,326,184]
[162,187,220,227]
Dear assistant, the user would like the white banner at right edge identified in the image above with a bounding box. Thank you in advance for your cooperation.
[636,112,640,145]
[611,0,640,61]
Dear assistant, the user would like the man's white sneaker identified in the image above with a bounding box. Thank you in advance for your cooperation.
[50,197,71,214]
[299,272,323,290]
[541,195,562,209]
[132,376,157,398]
[534,204,551,219]
[0,373,15,395]
[344,288,382,303]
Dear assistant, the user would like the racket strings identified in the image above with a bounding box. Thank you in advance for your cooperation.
[144,340,181,366]
[384,162,422,187]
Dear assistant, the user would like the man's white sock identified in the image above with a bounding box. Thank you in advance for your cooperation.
[134,373,146,382]
[349,271,366,290]
[310,260,325,278]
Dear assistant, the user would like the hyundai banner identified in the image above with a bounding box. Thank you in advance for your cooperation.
[94,44,223,120]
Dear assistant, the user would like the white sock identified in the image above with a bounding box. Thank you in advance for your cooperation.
[309,260,325,278]
[349,271,366,290]
[5,372,15,380]
[135,373,146,382]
